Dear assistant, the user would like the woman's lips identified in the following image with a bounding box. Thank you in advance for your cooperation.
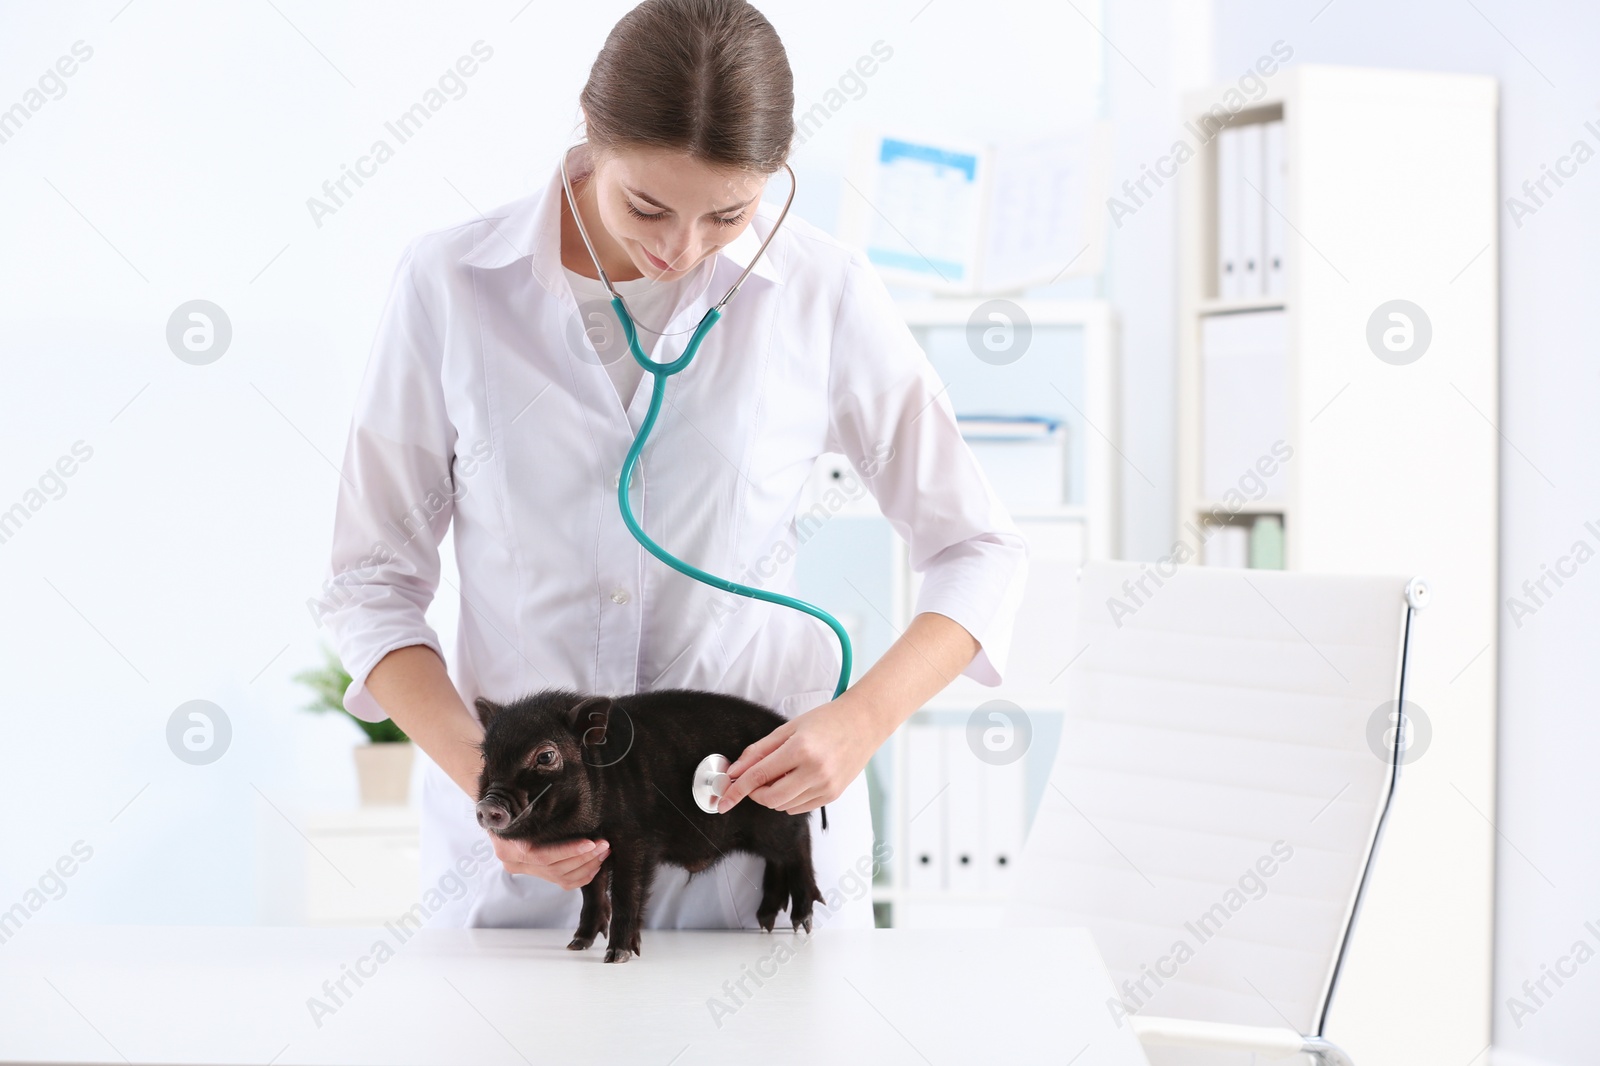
[643,248,672,271]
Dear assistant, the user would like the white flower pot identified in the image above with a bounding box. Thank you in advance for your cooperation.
[352,742,414,806]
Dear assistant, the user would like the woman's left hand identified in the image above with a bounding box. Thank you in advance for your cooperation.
[716,694,883,816]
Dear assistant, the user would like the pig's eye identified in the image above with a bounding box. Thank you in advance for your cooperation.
[535,749,556,767]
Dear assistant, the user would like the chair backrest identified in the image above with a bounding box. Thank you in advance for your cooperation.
[1003,561,1420,1046]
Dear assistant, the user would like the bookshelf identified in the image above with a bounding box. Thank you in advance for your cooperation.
[1175,65,1498,1066]
[790,299,1118,928]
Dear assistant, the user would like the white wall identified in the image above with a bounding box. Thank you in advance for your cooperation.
[0,1,1101,925]
[1100,0,1215,561]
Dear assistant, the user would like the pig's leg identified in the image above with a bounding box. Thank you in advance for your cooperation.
[604,846,649,963]
[568,864,611,951]
[625,855,654,958]
[786,821,825,934]
[756,858,788,932]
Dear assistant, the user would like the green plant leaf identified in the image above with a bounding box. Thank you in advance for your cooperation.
[291,643,409,743]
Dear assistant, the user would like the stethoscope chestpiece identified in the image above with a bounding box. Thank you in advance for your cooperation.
[692,753,732,814]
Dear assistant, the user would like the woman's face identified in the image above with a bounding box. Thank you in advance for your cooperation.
[585,145,769,280]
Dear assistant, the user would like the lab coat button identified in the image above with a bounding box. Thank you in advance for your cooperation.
[610,588,630,604]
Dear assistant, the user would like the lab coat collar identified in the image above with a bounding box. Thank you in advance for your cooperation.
[458,142,785,290]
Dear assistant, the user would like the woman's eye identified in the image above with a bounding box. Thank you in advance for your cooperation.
[624,200,744,228]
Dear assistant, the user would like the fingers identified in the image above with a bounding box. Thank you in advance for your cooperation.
[493,836,611,889]
[750,770,815,813]
[531,838,608,865]
[717,743,801,813]
[540,843,609,881]
[494,835,594,863]
[777,786,829,815]
[726,722,793,779]
[545,849,608,889]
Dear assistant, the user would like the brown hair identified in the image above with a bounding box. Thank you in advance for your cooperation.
[580,0,794,174]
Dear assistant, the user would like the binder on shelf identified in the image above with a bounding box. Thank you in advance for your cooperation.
[958,414,1068,509]
[1216,126,1241,300]
[982,755,1027,892]
[1237,122,1265,298]
[956,415,1061,440]
[943,726,984,894]
[1202,522,1251,568]
[1199,309,1289,502]
[1248,513,1286,569]
[906,724,946,892]
[1262,120,1287,298]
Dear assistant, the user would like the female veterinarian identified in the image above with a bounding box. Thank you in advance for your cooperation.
[322,0,1028,933]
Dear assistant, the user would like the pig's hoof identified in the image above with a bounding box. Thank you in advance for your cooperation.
[793,914,814,934]
[568,935,596,951]
[604,947,635,963]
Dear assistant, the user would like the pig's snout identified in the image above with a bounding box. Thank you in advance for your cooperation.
[476,797,513,831]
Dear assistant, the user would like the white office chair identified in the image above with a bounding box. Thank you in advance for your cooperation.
[1003,561,1427,1066]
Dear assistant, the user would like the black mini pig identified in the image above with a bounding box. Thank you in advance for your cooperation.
[474,687,826,963]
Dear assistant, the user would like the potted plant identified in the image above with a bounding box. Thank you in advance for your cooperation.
[293,644,414,806]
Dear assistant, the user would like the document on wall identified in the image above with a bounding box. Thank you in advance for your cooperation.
[981,128,1108,292]
[839,126,1109,294]
[856,137,984,287]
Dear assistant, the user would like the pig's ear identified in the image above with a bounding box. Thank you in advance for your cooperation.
[567,695,613,749]
[474,697,501,730]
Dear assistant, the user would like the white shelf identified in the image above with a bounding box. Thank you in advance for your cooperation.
[1175,64,1498,1064]
[301,806,421,927]
[863,297,1119,928]
[872,888,1007,905]
[1197,297,1286,316]
[1186,500,1285,516]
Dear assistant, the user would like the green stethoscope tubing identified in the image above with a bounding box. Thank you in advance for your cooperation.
[608,294,853,700]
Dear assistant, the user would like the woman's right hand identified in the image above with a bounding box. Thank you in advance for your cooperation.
[490,835,611,890]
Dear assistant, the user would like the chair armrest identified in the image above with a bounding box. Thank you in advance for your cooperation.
[1129,1016,1354,1065]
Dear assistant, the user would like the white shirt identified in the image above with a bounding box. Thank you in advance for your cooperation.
[562,262,702,408]
[317,143,1030,931]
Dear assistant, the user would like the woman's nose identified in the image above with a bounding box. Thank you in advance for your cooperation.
[656,249,687,270]
[476,799,511,830]
[657,238,698,269]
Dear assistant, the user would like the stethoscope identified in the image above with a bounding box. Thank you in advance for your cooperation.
[558,143,854,815]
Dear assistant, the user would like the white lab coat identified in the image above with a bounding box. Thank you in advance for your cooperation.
[318,143,1030,932]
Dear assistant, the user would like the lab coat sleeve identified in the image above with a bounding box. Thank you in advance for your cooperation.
[314,239,456,724]
[824,248,1030,686]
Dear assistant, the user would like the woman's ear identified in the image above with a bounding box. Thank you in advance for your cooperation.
[474,696,500,730]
